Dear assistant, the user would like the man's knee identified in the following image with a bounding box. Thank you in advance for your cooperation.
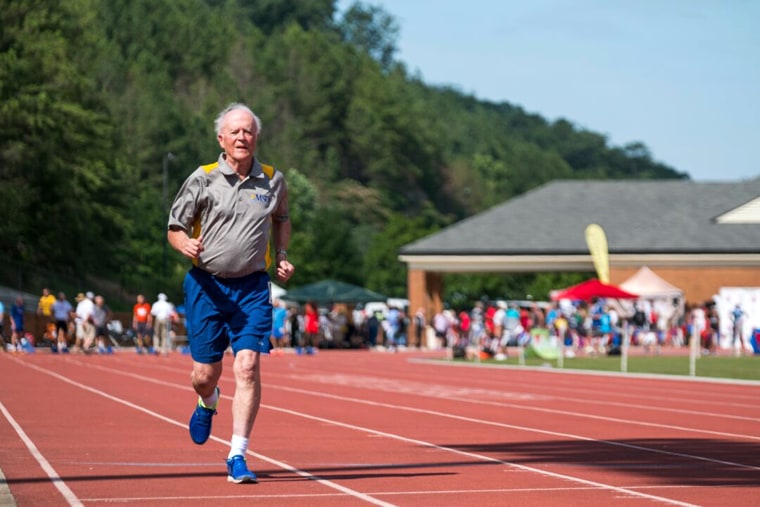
[233,350,259,383]
[192,363,221,390]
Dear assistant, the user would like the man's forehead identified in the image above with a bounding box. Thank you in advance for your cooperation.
[223,110,255,130]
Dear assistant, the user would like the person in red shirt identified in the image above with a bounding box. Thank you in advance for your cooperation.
[458,310,471,344]
[301,301,320,355]
[132,294,153,354]
[519,307,531,331]
[484,304,496,340]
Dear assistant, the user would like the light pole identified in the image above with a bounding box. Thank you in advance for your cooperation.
[162,152,175,281]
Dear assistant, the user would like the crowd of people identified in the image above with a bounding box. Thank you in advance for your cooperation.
[0,288,180,356]
[2,288,754,360]
[266,300,414,354]
[420,297,756,360]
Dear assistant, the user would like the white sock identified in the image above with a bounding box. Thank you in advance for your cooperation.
[228,435,249,459]
[200,388,219,409]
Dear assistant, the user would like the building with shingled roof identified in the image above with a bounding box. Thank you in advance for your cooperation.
[399,179,760,346]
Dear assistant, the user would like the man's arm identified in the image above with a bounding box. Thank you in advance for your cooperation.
[271,190,294,282]
[168,226,204,260]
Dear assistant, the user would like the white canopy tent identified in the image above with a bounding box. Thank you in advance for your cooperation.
[620,266,684,299]
[620,266,684,330]
[271,283,287,300]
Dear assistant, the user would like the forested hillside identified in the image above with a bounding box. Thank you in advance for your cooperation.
[1,0,687,309]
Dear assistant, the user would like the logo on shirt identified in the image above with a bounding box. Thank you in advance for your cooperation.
[252,193,271,204]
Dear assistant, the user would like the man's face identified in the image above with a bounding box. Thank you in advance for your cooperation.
[218,109,257,165]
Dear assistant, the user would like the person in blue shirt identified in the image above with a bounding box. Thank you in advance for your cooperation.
[51,292,73,353]
[270,299,289,354]
[10,296,25,352]
[0,300,5,348]
[731,304,748,356]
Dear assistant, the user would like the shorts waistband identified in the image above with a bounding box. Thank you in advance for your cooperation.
[190,266,267,282]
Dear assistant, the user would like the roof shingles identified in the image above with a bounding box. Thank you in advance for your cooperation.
[401,180,760,255]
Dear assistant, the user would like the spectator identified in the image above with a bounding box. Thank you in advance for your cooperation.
[270,298,288,355]
[706,305,720,355]
[91,295,113,354]
[489,302,506,353]
[38,287,56,342]
[414,307,426,348]
[731,303,748,356]
[432,310,449,350]
[288,306,301,350]
[318,308,333,348]
[0,299,5,348]
[386,305,401,350]
[367,311,380,348]
[545,303,559,329]
[530,303,544,329]
[596,305,612,354]
[51,292,73,353]
[132,294,154,354]
[454,308,470,350]
[132,294,153,354]
[74,292,96,353]
[397,307,409,347]
[151,293,175,357]
[505,304,521,341]
[302,302,319,355]
[484,303,496,342]
[519,305,531,332]
[469,302,486,350]
[352,304,367,347]
[10,296,25,352]
[554,312,571,350]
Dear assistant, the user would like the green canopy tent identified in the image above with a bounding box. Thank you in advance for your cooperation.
[281,279,387,304]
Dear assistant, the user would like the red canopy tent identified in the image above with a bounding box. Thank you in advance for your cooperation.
[550,278,638,302]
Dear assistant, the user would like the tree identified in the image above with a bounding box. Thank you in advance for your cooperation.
[340,2,399,71]
[364,212,440,297]
[0,0,128,275]
[238,0,336,34]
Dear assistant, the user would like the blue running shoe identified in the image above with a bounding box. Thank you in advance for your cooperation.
[188,387,219,445]
[226,455,257,483]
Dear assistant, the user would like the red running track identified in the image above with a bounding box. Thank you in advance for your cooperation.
[1,348,759,506]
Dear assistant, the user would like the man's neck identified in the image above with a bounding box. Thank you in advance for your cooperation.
[224,154,253,178]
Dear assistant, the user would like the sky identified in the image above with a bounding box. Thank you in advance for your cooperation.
[337,0,759,181]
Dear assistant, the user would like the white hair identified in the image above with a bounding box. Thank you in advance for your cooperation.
[214,103,261,136]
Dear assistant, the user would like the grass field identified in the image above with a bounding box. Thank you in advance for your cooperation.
[459,353,760,381]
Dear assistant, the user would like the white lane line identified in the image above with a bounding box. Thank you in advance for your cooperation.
[7,359,395,507]
[271,384,760,472]
[265,404,699,507]
[76,484,700,503]
[20,358,701,506]
[0,401,83,507]
[71,357,760,437]
[409,356,760,386]
[33,357,760,466]
[270,371,760,442]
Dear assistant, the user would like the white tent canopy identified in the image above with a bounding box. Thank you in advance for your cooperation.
[620,266,683,298]
[271,283,287,300]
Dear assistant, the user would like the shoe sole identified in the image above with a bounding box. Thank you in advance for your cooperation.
[227,475,257,484]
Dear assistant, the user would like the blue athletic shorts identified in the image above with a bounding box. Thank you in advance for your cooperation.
[183,267,273,363]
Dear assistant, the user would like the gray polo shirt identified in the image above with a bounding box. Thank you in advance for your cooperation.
[168,154,287,278]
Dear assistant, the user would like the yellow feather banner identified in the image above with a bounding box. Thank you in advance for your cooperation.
[585,224,610,284]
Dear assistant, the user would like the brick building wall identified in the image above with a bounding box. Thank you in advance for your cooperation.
[610,267,760,305]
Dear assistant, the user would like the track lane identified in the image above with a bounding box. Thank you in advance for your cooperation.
[1,350,759,506]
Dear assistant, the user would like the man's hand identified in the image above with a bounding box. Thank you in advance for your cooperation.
[276,259,295,282]
[183,235,204,259]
